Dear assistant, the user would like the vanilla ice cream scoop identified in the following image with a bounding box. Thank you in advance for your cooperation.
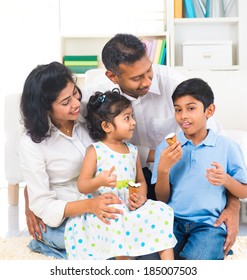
[165,132,177,146]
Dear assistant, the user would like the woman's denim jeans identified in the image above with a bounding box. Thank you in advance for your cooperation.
[28,219,67,259]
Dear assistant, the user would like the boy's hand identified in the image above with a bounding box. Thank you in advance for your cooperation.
[158,142,182,172]
[206,162,228,186]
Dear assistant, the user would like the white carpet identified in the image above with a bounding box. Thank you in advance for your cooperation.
[0,236,55,260]
[0,236,246,260]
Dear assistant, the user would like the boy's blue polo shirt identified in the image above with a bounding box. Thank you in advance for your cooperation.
[151,129,247,230]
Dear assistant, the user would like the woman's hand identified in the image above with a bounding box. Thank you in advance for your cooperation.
[24,185,46,239]
[92,193,123,224]
[25,206,46,240]
[128,193,147,211]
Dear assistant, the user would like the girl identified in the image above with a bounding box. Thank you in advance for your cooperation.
[65,89,177,260]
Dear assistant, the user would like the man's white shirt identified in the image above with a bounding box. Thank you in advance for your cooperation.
[83,65,224,168]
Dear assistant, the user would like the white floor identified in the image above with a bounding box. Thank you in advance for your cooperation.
[1,185,247,239]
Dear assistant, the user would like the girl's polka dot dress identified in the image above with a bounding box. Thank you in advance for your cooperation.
[65,141,177,259]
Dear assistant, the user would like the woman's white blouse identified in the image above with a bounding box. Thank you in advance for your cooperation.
[18,120,92,227]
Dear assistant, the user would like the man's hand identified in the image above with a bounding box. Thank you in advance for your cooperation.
[214,192,240,256]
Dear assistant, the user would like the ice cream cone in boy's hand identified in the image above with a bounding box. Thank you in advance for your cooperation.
[165,132,177,146]
[128,182,141,197]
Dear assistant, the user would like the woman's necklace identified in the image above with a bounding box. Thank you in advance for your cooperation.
[59,121,74,135]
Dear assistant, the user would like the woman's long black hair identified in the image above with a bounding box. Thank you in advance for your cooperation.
[20,61,77,143]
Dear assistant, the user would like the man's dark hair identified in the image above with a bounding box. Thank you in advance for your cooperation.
[102,33,147,74]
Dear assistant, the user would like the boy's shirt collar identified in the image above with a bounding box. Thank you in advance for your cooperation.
[179,129,217,147]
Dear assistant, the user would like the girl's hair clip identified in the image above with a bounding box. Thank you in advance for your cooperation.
[112,88,120,95]
[98,94,106,103]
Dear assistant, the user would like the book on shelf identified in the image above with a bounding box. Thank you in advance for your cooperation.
[143,40,152,57]
[63,55,98,74]
[149,39,157,63]
[158,39,167,65]
[174,0,183,18]
[65,65,98,74]
[144,39,167,65]
[63,55,98,61]
[153,39,163,64]
[184,0,196,18]
[183,0,232,19]
[64,61,98,66]
[193,0,206,18]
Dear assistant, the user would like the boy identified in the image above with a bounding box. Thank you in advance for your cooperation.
[151,78,247,259]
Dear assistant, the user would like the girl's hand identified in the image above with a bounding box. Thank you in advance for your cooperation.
[206,162,228,186]
[128,193,147,211]
[158,142,182,172]
[93,193,123,224]
[97,166,117,188]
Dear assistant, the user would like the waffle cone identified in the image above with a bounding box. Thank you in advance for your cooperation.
[165,132,177,146]
[128,182,140,197]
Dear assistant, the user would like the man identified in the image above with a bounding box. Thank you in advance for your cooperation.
[82,33,240,258]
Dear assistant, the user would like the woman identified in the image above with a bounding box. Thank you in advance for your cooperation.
[19,61,123,259]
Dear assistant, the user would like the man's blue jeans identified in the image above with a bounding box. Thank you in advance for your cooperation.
[173,217,227,260]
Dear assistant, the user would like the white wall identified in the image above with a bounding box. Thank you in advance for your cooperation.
[1,0,247,188]
[179,69,247,131]
[0,0,60,187]
[0,0,60,94]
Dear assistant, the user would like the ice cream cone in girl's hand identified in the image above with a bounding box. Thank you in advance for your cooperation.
[128,182,141,197]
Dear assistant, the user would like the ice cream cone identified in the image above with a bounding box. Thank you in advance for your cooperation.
[165,132,177,146]
[128,182,141,197]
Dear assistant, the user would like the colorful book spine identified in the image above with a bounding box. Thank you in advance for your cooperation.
[149,39,157,62]
[158,39,167,65]
[63,55,98,74]
[65,65,98,74]
[144,39,167,65]
[174,0,183,18]
[153,39,163,64]
[63,55,97,61]
[184,0,196,18]
[64,61,98,66]
[144,40,152,57]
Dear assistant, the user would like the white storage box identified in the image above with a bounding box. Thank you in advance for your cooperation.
[182,40,232,68]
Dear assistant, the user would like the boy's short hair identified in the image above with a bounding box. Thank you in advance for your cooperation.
[172,78,214,111]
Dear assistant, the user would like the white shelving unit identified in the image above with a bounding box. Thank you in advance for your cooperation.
[166,0,240,70]
[60,33,168,88]
[59,0,245,74]
[60,32,169,68]
[59,0,168,84]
